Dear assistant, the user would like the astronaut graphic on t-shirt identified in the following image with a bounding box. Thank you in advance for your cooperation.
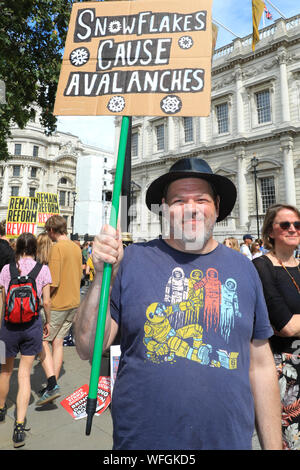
[143,266,241,370]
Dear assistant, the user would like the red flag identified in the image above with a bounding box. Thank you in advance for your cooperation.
[264,5,272,20]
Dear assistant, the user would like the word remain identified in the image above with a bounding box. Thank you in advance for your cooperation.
[75,9,207,41]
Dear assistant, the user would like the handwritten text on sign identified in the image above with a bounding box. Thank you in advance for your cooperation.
[6,197,38,238]
[54,0,212,117]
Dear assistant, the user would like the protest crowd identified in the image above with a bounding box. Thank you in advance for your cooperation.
[0,0,300,450]
[0,161,300,450]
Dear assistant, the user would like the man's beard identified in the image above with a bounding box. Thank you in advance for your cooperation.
[180,214,216,251]
[162,206,217,252]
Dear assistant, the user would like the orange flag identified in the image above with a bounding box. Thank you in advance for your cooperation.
[212,23,219,54]
[252,0,265,51]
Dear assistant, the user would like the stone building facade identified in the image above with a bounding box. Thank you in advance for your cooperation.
[1,109,113,237]
[115,15,300,243]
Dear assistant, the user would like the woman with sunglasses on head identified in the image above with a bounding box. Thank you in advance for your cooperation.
[253,204,300,450]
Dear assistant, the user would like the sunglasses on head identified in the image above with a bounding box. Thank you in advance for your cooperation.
[275,221,300,230]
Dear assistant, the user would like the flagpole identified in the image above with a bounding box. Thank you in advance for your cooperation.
[212,19,240,38]
[85,115,130,436]
[264,0,286,19]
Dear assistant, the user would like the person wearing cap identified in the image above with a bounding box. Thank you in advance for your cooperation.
[240,234,254,260]
[74,157,281,450]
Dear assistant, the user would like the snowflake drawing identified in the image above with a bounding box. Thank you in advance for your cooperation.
[69,47,90,67]
[107,96,125,113]
[160,95,182,114]
[178,36,194,50]
[108,20,122,34]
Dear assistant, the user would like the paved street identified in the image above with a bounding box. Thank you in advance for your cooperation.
[0,345,113,450]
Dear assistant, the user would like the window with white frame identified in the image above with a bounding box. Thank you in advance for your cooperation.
[11,186,19,196]
[216,103,229,134]
[59,190,66,206]
[255,90,271,124]
[155,124,165,151]
[131,132,138,157]
[29,187,36,198]
[31,167,37,178]
[13,165,20,177]
[260,176,276,213]
[14,144,21,155]
[183,117,194,142]
[33,145,39,157]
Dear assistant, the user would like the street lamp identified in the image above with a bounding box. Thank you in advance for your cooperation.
[251,155,259,239]
[72,190,76,236]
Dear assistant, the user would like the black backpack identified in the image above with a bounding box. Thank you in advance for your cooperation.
[5,262,43,324]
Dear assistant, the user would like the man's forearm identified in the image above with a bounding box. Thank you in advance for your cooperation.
[74,271,113,361]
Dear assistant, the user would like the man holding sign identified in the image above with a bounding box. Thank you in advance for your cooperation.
[75,158,282,450]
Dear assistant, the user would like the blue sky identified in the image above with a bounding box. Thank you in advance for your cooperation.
[56,0,299,151]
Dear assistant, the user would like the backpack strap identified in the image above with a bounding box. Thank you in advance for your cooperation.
[9,262,19,280]
[28,262,43,280]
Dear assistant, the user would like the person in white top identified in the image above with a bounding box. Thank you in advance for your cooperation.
[240,234,253,260]
[251,241,263,259]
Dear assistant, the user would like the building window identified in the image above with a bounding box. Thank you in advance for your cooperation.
[0,187,2,201]
[260,176,276,213]
[14,144,22,155]
[31,167,37,178]
[156,124,165,151]
[59,191,66,206]
[256,90,271,124]
[11,186,19,196]
[13,165,20,177]
[29,187,36,198]
[60,177,67,184]
[216,103,228,134]
[183,117,194,142]
[132,133,138,156]
[33,145,39,157]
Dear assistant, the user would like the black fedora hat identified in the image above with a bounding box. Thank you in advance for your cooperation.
[145,157,237,222]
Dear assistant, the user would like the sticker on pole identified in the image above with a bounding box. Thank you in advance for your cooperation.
[54,0,212,117]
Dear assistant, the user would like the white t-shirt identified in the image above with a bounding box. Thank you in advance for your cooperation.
[240,243,252,260]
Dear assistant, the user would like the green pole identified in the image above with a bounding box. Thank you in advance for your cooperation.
[85,115,130,436]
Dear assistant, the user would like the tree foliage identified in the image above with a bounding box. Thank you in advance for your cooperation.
[0,0,91,161]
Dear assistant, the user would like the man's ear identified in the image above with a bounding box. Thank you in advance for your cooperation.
[215,195,220,218]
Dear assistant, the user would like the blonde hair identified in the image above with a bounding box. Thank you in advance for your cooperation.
[37,232,53,264]
[223,237,239,251]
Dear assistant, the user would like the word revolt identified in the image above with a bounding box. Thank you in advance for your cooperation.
[102,454,196,466]
[6,223,36,236]
[75,9,207,40]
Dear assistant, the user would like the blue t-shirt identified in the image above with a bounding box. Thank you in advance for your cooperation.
[110,238,273,450]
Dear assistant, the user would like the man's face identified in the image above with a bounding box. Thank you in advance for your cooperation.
[46,228,56,242]
[244,237,252,246]
[162,178,219,251]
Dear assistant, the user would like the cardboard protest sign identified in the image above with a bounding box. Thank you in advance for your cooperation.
[36,192,60,227]
[54,0,212,117]
[60,376,111,420]
[6,197,38,238]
